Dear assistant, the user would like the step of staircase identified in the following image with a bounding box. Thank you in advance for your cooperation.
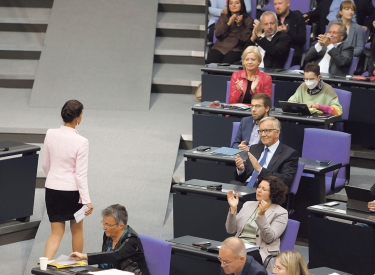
[0,59,37,88]
[155,37,204,57]
[159,0,205,6]
[0,31,44,60]
[0,7,50,24]
[0,0,53,8]
[152,63,202,87]
[157,12,205,31]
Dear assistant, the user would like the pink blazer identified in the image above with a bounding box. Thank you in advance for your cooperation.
[229,69,273,104]
[43,125,91,204]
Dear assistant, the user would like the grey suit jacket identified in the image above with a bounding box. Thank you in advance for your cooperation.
[304,42,354,76]
[225,201,288,271]
[328,21,364,57]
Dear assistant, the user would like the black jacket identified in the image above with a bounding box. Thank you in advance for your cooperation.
[219,255,268,275]
[244,31,292,69]
[87,226,150,275]
[235,142,299,188]
[278,9,306,58]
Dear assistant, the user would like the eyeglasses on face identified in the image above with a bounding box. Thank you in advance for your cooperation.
[257,129,278,135]
[252,104,264,109]
[217,256,238,267]
[101,221,118,228]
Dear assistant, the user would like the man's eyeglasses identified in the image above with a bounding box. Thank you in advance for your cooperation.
[217,256,237,267]
[252,104,264,109]
[257,129,278,135]
[101,221,118,228]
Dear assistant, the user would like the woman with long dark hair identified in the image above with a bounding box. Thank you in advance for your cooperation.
[206,0,254,64]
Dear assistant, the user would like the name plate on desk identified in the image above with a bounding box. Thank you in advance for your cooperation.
[310,205,347,214]
[173,179,256,202]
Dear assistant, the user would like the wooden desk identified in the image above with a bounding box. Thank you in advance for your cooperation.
[308,203,375,275]
[192,101,341,155]
[172,179,256,241]
[184,147,342,239]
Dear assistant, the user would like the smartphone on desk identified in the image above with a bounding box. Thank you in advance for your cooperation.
[192,241,211,247]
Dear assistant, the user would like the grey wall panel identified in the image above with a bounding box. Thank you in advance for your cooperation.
[29,0,158,110]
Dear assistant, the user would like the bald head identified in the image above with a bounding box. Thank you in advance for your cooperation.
[221,237,247,257]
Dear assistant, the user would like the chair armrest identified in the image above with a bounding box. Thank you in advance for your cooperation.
[330,163,350,191]
[263,254,276,269]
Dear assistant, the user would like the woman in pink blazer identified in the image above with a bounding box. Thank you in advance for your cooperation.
[229,46,273,104]
[43,100,94,260]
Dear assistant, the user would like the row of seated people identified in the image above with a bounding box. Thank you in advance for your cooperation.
[206,0,373,75]
[229,46,342,119]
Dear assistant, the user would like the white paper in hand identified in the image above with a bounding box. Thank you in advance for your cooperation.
[74,205,88,223]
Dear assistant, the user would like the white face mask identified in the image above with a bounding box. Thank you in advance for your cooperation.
[305,79,319,89]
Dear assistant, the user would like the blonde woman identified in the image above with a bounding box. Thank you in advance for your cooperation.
[273,251,309,275]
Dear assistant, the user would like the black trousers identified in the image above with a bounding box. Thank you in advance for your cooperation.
[206,49,242,64]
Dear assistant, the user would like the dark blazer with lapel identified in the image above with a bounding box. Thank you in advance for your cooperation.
[235,142,299,188]
[244,31,292,69]
[231,117,260,149]
[219,255,268,275]
[307,0,375,35]
[304,42,354,76]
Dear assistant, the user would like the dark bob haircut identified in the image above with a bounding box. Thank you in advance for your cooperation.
[61,99,83,123]
[255,175,288,205]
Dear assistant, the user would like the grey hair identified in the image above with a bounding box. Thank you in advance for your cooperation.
[259,116,281,130]
[101,204,128,225]
[260,11,278,22]
[221,237,246,257]
[330,21,347,38]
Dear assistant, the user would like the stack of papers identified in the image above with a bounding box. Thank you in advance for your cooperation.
[89,270,135,274]
[48,254,87,269]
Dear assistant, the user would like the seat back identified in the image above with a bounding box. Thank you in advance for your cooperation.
[250,0,257,19]
[231,122,241,147]
[289,162,305,195]
[271,83,275,106]
[226,81,231,103]
[347,56,358,75]
[303,25,312,52]
[283,48,295,69]
[138,234,172,275]
[280,219,300,252]
[332,88,352,121]
[302,128,351,180]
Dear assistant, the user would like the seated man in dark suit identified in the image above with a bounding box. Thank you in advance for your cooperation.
[219,237,267,275]
[231,93,271,151]
[274,0,306,66]
[234,117,298,188]
[244,11,292,69]
[304,21,353,76]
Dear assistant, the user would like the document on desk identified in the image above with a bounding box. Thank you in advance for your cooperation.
[48,254,87,268]
[74,205,88,223]
[88,269,134,274]
[217,244,258,251]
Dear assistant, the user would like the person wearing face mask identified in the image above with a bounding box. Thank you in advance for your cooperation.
[43,99,94,260]
[226,175,288,272]
[288,63,342,115]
